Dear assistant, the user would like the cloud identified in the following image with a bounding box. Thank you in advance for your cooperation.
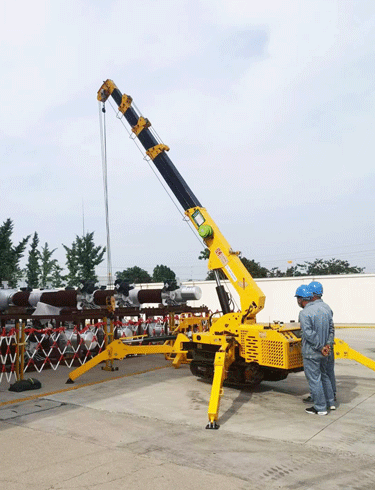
[1,0,375,279]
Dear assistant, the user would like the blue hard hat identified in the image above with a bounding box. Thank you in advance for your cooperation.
[295,285,313,299]
[308,281,323,296]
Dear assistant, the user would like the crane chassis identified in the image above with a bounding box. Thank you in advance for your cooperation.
[68,80,375,429]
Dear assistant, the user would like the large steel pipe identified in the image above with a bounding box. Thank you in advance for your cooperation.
[0,289,19,310]
[0,284,202,311]
[12,290,78,308]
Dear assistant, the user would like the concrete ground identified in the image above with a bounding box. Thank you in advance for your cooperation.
[1,328,375,490]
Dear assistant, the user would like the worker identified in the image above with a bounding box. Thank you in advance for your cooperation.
[308,281,336,401]
[295,285,335,415]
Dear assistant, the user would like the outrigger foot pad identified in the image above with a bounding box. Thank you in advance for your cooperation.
[66,378,74,384]
[206,421,220,430]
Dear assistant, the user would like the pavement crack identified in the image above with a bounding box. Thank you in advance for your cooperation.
[303,392,375,444]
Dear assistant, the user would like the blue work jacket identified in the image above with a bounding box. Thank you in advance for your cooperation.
[314,298,333,318]
[299,300,334,358]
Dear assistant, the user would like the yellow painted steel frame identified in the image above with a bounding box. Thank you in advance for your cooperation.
[97,79,117,102]
[68,327,375,427]
[132,116,151,136]
[68,333,190,383]
[97,80,133,114]
[192,320,303,369]
[173,315,209,334]
[118,94,133,114]
[207,338,236,429]
[334,338,375,370]
[67,330,237,426]
[164,315,209,362]
[185,207,265,320]
[93,81,375,428]
[146,144,170,160]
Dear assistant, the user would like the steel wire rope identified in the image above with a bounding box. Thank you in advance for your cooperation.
[108,99,205,248]
[131,101,166,146]
[114,106,372,280]
[108,100,239,311]
[98,102,113,288]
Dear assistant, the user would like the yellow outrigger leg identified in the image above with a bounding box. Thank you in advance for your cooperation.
[334,338,375,370]
[66,334,189,383]
[206,338,236,430]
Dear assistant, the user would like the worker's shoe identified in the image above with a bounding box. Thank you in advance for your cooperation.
[303,395,313,403]
[329,405,336,411]
[305,406,328,416]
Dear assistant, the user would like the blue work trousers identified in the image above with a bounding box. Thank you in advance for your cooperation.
[327,350,336,396]
[303,356,334,411]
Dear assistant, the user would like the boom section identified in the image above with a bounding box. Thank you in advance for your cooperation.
[98,80,201,211]
[186,206,265,317]
[98,80,265,318]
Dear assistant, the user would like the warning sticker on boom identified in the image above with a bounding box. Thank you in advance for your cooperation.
[215,248,228,266]
[237,279,248,289]
[225,265,237,282]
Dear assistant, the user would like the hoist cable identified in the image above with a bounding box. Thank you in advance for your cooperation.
[98,102,113,288]
[107,99,204,251]
[106,100,238,311]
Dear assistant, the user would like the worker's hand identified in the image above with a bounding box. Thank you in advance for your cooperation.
[321,345,330,356]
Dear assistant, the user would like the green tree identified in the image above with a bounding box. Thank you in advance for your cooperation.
[152,264,176,283]
[297,258,364,276]
[25,232,41,288]
[39,242,58,288]
[285,265,304,277]
[50,263,66,288]
[0,219,30,287]
[199,249,269,280]
[63,241,79,287]
[205,269,226,280]
[207,256,269,280]
[199,249,224,280]
[116,266,152,284]
[241,257,269,278]
[198,248,210,260]
[268,267,285,277]
[198,249,365,279]
[63,232,106,287]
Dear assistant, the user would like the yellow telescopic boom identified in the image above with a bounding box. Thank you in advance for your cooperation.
[97,79,265,321]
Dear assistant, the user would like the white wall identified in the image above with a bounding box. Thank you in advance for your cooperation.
[181,274,375,325]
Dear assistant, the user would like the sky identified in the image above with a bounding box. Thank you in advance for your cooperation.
[1,0,375,282]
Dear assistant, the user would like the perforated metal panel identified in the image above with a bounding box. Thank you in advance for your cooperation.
[241,331,259,362]
[261,340,285,368]
[240,328,303,369]
[287,343,303,368]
